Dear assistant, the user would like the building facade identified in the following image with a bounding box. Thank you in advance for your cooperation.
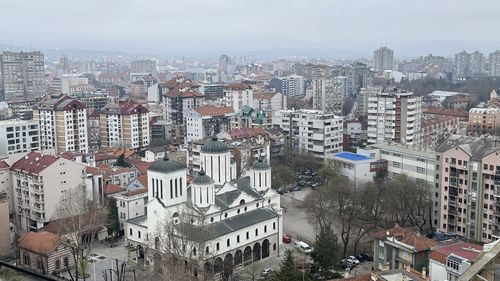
[33,94,89,153]
[99,100,150,150]
[184,105,235,143]
[468,107,500,136]
[0,51,45,101]
[367,89,422,145]
[272,109,343,159]
[489,50,500,77]
[0,119,39,155]
[312,76,344,115]
[373,47,394,74]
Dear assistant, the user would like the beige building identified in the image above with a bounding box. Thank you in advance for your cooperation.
[10,151,86,231]
[0,192,11,257]
[420,116,460,148]
[436,135,500,243]
[468,107,500,136]
[99,100,150,150]
[33,94,89,153]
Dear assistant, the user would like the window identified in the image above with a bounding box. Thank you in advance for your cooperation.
[227,239,230,247]
[129,228,133,236]
[237,235,240,243]
[64,257,69,267]
[392,161,401,168]
[264,225,267,233]
[246,232,250,239]
[216,243,220,251]
[55,259,61,269]
[273,222,276,230]
[255,229,259,236]
[138,231,141,239]
[416,167,425,174]
[206,246,210,255]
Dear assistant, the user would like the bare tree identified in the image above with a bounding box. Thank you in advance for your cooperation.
[153,205,217,281]
[54,185,106,281]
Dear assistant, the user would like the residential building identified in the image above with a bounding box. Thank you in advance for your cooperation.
[57,74,93,95]
[99,100,150,150]
[223,83,254,112]
[423,108,469,122]
[200,84,224,100]
[113,178,148,232]
[331,152,387,184]
[125,137,283,275]
[272,109,343,159]
[269,75,305,97]
[184,105,235,143]
[455,51,471,77]
[11,151,86,231]
[358,142,439,227]
[131,59,157,75]
[312,76,344,115]
[367,88,422,145]
[0,119,40,155]
[372,226,437,272]
[458,240,500,281]
[343,120,367,149]
[18,231,74,275]
[373,47,394,74]
[33,94,89,153]
[469,51,486,76]
[0,160,12,213]
[0,51,45,100]
[253,92,287,111]
[429,241,482,281]
[420,116,460,148]
[489,50,500,77]
[357,86,382,116]
[435,135,500,243]
[468,107,500,136]
[0,192,10,257]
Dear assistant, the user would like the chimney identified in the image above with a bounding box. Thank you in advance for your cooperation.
[422,267,427,278]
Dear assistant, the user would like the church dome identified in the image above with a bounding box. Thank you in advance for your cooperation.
[201,135,229,154]
[192,169,215,185]
[251,157,270,170]
[148,154,186,173]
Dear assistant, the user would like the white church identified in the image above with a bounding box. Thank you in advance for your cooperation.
[125,135,283,277]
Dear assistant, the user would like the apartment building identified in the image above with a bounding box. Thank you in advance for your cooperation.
[420,116,460,148]
[0,119,40,155]
[468,107,500,136]
[373,47,394,74]
[223,83,254,112]
[312,77,344,115]
[367,88,422,145]
[0,51,45,101]
[253,92,287,111]
[0,192,10,257]
[10,151,86,231]
[436,135,500,243]
[33,94,89,153]
[269,75,305,97]
[490,50,500,77]
[99,100,150,150]
[272,109,343,159]
[184,105,235,143]
[360,142,440,228]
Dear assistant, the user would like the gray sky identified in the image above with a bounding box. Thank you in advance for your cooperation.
[1,0,500,57]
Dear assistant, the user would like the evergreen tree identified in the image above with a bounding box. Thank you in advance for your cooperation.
[311,225,339,271]
[106,197,120,238]
[270,250,297,281]
[114,154,130,167]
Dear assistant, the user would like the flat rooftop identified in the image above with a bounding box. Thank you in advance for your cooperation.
[334,152,371,161]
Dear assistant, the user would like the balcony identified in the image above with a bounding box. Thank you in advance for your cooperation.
[33,204,44,212]
[33,196,44,203]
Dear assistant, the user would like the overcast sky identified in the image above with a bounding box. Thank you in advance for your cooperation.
[1,0,500,57]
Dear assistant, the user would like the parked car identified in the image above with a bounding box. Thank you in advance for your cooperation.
[283,234,291,243]
[362,253,373,261]
[347,256,360,265]
[261,268,273,277]
[355,254,365,262]
[311,182,320,188]
[294,241,313,254]
[294,186,302,191]
[339,260,353,270]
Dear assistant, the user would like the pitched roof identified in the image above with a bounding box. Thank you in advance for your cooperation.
[430,241,483,263]
[122,188,147,197]
[128,160,153,175]
[101,100,148,115]
[0,160,10,169]
[423,108,469,118]
[227,127,267,140]
[104,183,125,195]
[137,175,148,188]
[10,152,59,175]
[254,92,277,100]
[165,89,204,98]
[43,212,107,235]
[225,83,252,91]
[372,227,437,252]
[18,231,62,256]
[435,134,500,160]
[193,105,234,116]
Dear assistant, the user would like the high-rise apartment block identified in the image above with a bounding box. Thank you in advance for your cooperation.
[436,135,500,243]
[0,51,45,101]
[312,77,344,115]
[454,51,486,77]
[468,107,500,136]
[373,47,394,74]
[99,100,150,150]
[33,94,88,153]
[490,50,500,77]
[367,89,422,145]
[273,109,343,159]
[0,119,40,155]
[454,51,470,77]
[269,75,305,97]
[131,59,157,75]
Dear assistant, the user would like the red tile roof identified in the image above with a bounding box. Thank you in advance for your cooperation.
[104,183,125,195]
[431,241,482,263]
[225,83,252,91]
[421,115,459,128]
[254,92,276,100]
[227,127,267,140]
[10,152,59,175]
[423,108,469,119]
[0,160,10,169]
[128,160,153,175]
[165,89,204,98]
[137,175,148,188]
[194,105,234,116]
[372,227,437,252]
[18,231,61,256]
[122,188,147,197]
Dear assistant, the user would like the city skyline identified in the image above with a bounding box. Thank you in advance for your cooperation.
[1,0,500,58]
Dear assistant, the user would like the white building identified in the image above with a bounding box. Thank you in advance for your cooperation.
[331,152,381,184]
[0,119,40,155]
[253,92,287,112]
[272,109,343,159]
[33,94,89,153]
[312,77,344,115]
[125,138,283,276]
[10,151,86,231]
[0,51,45,100]
[223,83,254,112]
[269,75,305,97]
[184,105,235,143]
[367,89,422,145]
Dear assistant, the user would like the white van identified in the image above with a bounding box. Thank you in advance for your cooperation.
[294,241,313,254]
